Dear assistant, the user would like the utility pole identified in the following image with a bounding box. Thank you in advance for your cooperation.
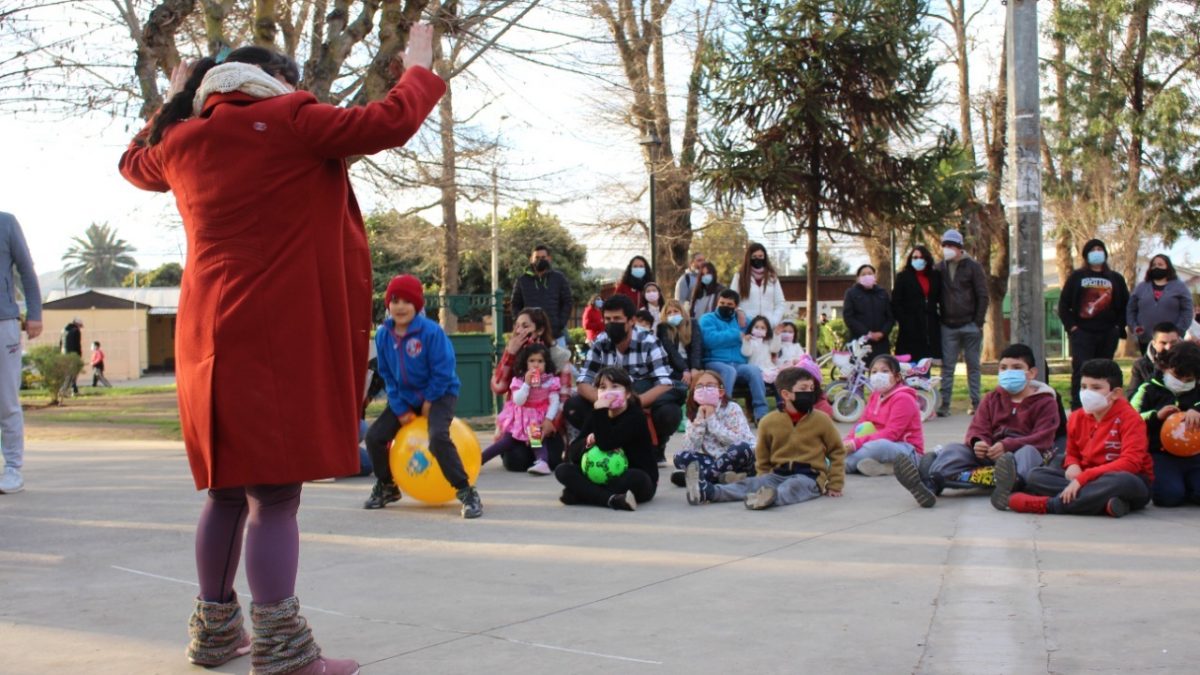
[491,164,500,334]
[1006,0,1045,367]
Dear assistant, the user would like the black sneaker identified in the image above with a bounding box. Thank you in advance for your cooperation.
[608,490,637,511]
[918,451,943,496]
[1105,497,1130,518]
[670,470,686,488]
[458,486,483,519]
[990,454,1018,511]
[895,454,936,508]
[363,481,401,509]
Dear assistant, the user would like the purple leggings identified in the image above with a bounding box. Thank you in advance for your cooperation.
[196,483,302,604]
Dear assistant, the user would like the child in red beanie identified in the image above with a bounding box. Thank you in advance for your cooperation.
[362,274,483,518]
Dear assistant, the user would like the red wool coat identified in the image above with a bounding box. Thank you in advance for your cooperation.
[119,67,446,489]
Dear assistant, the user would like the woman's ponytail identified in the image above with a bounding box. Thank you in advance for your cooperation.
[143,57,218,147]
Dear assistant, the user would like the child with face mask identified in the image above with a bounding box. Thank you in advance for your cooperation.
[997,359,1152,517]
[582,294,606,344]
[741,315,780,382]
[843,355,924,477]
[673,370,757,498]
[1130,341,1200,507]
[685,367,846,509]
[895,344,1060,509]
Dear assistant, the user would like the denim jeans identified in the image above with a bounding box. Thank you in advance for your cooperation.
[939,323,983,412]
[846,439,917,474]
[704,360,769,420]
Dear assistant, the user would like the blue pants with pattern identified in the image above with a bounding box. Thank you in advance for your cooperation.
[673,443,756,484]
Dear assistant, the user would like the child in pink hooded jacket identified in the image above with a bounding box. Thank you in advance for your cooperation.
[844,354,925,476]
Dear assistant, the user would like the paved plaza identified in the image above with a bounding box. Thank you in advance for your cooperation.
[2,414,1199,674]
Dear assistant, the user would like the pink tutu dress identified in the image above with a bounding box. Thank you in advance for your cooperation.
[496,375,562,442]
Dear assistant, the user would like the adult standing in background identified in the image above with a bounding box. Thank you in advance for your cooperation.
[60,318,83,396]
[730,242,786,328]
[891,246,942,361]
[936,229,988,417]
[674,252,707,304]
[1127,253,1192,355]
[0,211,42,495]
[511,244,573,346]
[689,261,724,319]
[613,255,655,308]
[1058,238,1130,410]
[842,264,894,361]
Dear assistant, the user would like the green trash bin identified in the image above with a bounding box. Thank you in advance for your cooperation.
[449,333,496,418]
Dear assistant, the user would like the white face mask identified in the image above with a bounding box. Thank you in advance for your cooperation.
[1164,372,1197,394]
[1079,389,1111,414]
[942,247,958,261]
[779,332,794,343]
[869,372,893,391]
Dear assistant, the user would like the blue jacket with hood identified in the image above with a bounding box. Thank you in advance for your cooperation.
[375,313,460,416]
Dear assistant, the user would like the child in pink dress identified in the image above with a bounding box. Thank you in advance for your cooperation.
[482,344,562,475]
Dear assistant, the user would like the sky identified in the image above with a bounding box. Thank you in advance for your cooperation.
[2,0,1196,287]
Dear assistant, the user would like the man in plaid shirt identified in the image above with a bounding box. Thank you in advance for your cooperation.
[564,294,684,464]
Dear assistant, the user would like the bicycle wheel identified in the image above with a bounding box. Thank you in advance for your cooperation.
[826,382,866,423]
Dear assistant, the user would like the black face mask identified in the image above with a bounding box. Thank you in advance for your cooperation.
[750,258,766,269]
[791,391,815,413]
[534,259,551,272]
[1149,268,1169,281]
[605,322,628,344]
[717,306,736,320]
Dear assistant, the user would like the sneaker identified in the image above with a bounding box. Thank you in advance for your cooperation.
[608,490,637,511]
[289,656,361,675]
[967,405,977,416]
[458,486,483,519]
[918,451,938,487]
[856,458,894,477]
[744,485,777,510]
[670,470,686,488]
[684,462,708,506]
[1105,497,1130,518]
[362,481,401,509]
[0,466,24,494]
[1008,493,1049,514]
[720,471,747,484]
[894,455,936,508]
[527,460,551,476]
[990,454,1018,511]
[935,409,951,418]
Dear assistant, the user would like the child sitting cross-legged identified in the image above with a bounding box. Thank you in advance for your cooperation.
[481,343,562,475]
[843,355,924,477]
[670,370,757,493]
[993,358,1153,517]
[685,366,846,509]
[1130,340,1200,507]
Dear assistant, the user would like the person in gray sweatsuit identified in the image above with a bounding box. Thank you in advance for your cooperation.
[0,212,42,495]
[1126,253,1194,355]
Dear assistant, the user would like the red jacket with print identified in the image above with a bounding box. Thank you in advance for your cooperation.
[1064,397,1153,487]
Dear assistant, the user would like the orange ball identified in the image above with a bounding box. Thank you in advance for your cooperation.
[1160,412,1200,457]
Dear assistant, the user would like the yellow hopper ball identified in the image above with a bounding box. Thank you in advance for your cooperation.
[388,416,482,503]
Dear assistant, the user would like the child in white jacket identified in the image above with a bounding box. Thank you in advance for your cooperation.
[742,315,781,382]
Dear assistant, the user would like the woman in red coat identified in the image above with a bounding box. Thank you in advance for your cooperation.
[118,28,443,675]
[612,255,654,308]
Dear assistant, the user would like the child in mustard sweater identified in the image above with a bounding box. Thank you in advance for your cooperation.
[685,366,846,509]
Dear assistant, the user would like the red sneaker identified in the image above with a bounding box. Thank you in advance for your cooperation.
[1007,493,1049,514]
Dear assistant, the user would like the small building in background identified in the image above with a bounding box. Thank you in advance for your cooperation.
[31,288,179,382]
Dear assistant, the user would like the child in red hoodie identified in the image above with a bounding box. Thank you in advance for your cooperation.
[995,358,1153,517]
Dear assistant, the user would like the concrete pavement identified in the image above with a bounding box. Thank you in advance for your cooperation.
[2,414,1199,674]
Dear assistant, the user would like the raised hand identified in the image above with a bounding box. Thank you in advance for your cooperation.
[403,23,435,71]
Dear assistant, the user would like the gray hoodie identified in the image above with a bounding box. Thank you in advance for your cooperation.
[0,212,41,322]
[1127,278,1193,338]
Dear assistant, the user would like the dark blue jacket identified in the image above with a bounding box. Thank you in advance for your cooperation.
[375,314,460,416]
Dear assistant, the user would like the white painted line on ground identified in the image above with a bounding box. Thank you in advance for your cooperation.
[489,636,663,665]
[111,565,198,586]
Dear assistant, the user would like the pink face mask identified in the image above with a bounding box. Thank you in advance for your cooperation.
[751,327,767,339]
[694,386,722,407]
[601,389,626,409]
[779,332,794,343]
[859,275,876,289]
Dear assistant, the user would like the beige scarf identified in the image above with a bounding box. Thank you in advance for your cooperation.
[193,62,293,114]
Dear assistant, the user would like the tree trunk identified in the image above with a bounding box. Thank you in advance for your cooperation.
[133,0,196,119]
[253,0,278,46]
[863,227,893,289]
[806,143,821,355]
[657,165,693,288]
[434,36,458,333]
[981,27,1008,361]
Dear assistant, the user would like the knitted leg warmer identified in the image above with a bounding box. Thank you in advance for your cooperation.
[250,596,321,675]
[186,592,251,667]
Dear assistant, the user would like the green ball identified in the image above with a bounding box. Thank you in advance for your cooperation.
[854,421,877,438]
[581,446,629,484]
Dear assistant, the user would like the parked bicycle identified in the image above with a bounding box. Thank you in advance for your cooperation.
[825,337,940,423]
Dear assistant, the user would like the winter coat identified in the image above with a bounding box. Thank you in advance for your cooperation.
[699,311,747,364]
[61,323,82,355]
[891,267,942,360]
[511,268,573,339]
[375,314,461,418]
[613,281,646,309]
[729,272,787,327]
[937,255,988,328]
[657,319,704,379]
[1065,398,1153,486]
[851,384,925,454]
[582,304,605,343]
[119,66,446,489]
[1127,279,1193,340]
[1130,376,1200,454]
[842,284,895,341]
[964,381,1061,455]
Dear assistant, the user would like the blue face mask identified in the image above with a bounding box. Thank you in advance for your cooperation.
[998,369,1027,394]
[701,273,714,285]
[667,314,684,327]
[631,267,646,279]
[1087,250,1106,266]
[911,258,927,271]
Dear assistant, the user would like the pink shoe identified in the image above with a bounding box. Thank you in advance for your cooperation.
[286,656,361,675]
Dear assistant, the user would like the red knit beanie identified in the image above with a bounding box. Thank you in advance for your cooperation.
[386,274,425,312]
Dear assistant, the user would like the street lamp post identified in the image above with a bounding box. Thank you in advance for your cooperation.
[640,131,662,273]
